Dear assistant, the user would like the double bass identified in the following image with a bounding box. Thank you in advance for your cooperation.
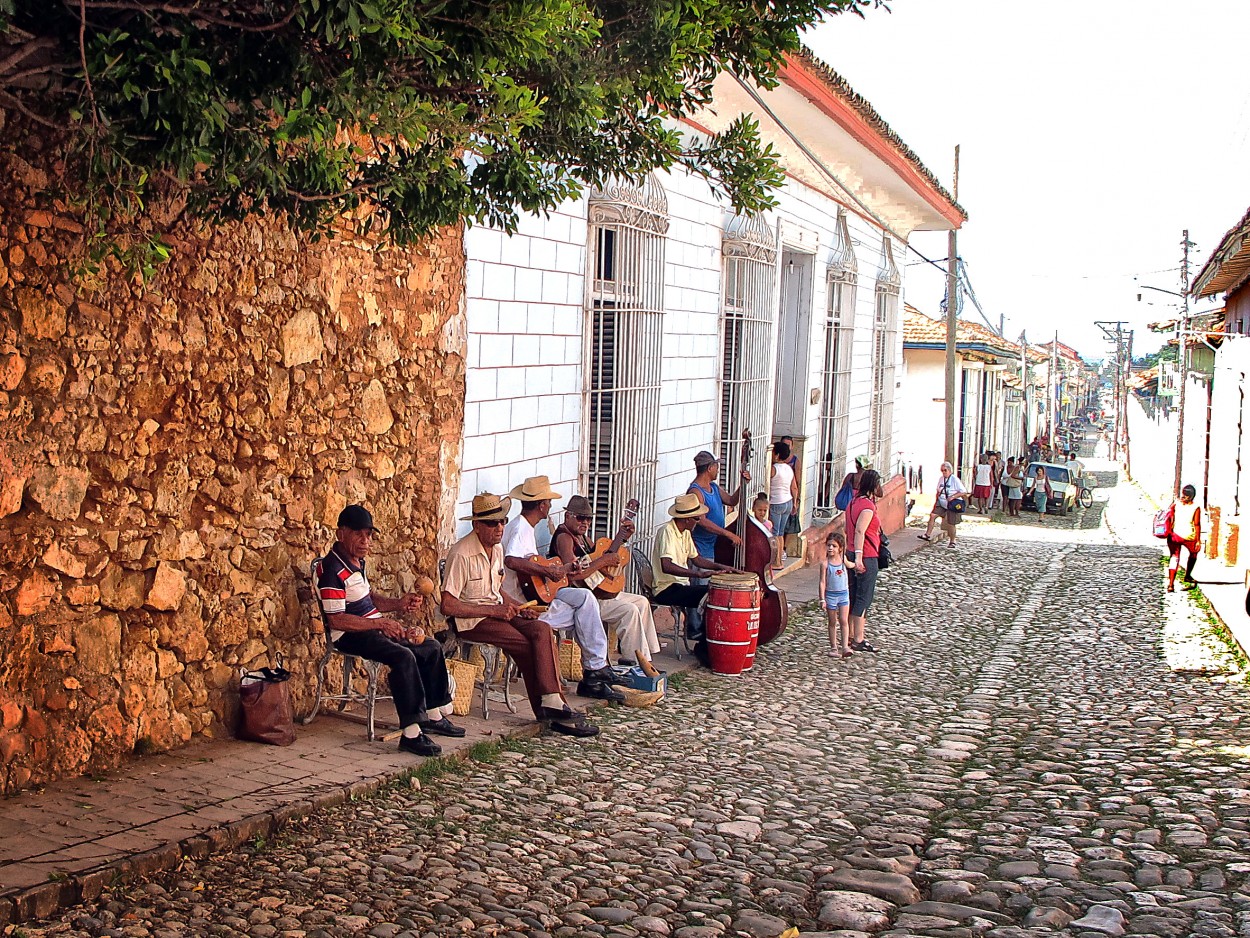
[714,429,789,645]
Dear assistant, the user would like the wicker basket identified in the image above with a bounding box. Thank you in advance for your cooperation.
[557,638,583,682]
[447,657,482,717]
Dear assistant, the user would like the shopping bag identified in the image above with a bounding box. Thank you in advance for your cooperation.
[239,662,296,746]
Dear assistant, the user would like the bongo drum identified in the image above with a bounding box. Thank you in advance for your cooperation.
[705,573,761,675]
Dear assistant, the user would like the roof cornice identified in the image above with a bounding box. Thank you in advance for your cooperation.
[780,48,967,228]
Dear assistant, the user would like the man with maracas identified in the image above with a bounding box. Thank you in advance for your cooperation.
[316,505,465,757]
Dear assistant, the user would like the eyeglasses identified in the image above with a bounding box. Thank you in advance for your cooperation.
[476,519,507,527]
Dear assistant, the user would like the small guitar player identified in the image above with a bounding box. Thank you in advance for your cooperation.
[501,476,626,702]
[552,495,662,677]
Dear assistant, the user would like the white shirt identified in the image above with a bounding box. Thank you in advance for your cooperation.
[770,462,795,505]
[936,473,967,509]
[501,514,539,599]
[975,463,992,486]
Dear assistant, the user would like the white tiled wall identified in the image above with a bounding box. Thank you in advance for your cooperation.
[456,169,910,539]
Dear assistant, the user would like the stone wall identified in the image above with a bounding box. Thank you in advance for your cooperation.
[0,131,466,795]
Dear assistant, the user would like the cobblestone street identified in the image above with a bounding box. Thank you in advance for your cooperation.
[27,464,1250,938]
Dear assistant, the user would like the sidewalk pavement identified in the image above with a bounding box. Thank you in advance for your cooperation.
[0,624,700,927]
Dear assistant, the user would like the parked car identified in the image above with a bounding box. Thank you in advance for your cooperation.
[1027,462,1078,514]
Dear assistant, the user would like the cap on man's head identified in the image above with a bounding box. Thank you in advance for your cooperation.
[337,505,377,532]
[693,450,718,469]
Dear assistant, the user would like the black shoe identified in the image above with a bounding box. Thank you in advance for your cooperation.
[577,678,626,702]
[851,640,879,653]
[538,706,601,737]
[586,665,629,686]
[419,717,467,738]
[618,658,637,667]
[398,733,442,757]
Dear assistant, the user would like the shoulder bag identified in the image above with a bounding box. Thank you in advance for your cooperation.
[877,532,892,570]
[239,661,296,746]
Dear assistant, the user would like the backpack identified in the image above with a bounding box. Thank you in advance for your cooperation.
[834,478,854,512]
[1152,505,1173,539]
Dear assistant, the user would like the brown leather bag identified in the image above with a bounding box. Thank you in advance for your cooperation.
[239,663,296,746]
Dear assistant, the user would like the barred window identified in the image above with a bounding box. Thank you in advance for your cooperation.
[870,237,901,475]
[815,213,857,517]
[717,214,778,485]
[583,177,668,544]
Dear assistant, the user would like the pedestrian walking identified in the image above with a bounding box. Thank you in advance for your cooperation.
[1166,484,1203,592]
[819,533,852,658]
[972,453,993,513]
[986,452,1002,511]
[920,461,966,547]
[1003,457,1024,517]
[1027,466,1052,515]
[846,469,883,653]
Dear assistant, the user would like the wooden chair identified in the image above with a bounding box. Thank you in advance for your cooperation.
[437,559,517,719]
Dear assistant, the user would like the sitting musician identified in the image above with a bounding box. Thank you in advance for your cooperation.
[501,476,625,703]
[688,450,750,562]
[550,495,662,675]
[441,493,599,738]
[651,493,740,664]
[317,505,465,758]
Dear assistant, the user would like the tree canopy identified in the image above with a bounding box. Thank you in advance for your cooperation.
[0,0,880,252]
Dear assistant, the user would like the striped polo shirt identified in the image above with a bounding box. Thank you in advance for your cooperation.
[317,548,380,641]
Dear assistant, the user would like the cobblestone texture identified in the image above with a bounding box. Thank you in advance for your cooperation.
[24,463,1250,938]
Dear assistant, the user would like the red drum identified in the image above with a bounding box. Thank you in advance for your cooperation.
[705,573,761,676]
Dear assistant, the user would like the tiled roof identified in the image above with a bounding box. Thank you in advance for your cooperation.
[1193,205,1250,298]
[902,306,1024,359]
[791,47,967,221]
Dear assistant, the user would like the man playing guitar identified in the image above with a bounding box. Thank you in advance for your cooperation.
[501,476,625,702]
[550,495,662,677]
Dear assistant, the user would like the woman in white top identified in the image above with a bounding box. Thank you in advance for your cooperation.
[920,461,967,548]
[768,441,799,571]
[972,453,993,513]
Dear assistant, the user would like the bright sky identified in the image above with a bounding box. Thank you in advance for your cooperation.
[804,0,1250,359]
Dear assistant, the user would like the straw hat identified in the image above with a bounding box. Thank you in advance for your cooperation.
[508,475,563,501]
[459,493,513,522]
[668,493,709,518]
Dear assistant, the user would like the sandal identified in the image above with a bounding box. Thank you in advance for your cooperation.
[918,533,931,541]
[841,650,854,659]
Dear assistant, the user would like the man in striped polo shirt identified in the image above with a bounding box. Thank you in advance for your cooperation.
[317,505,464,757]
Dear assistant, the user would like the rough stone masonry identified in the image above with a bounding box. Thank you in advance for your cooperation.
[0,121,467,795]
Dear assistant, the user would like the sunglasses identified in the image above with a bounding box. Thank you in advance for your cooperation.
[476,519,507,527]
[573,514,593,521]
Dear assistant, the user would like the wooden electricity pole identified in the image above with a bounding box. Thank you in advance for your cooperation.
[944,145,961,468]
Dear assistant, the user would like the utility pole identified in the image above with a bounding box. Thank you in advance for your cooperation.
[1019,331,1029,451]
[1050,331,1059,452]
[1171,229,1194,497]
[1124,329,1134,479]
[1096,320,1128,462]
[943,145,961,470]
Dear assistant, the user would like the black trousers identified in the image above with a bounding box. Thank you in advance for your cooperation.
[332,630,451,728]
[654,583,710,664]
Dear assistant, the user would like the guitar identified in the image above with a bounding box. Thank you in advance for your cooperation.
[523,555,581,604]
[583,499,640,598]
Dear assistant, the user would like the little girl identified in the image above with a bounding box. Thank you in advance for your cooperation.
[820,533,852,658]
[752,493,773,532]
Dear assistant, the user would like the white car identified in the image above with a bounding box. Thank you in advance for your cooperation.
[1025,462,1078,514]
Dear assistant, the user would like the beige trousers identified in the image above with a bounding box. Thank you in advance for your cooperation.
[598,592,660,661]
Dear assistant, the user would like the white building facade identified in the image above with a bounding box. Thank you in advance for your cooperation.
[454,51,965,547]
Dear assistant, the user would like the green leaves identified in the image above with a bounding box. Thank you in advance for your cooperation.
[5,0,883,252]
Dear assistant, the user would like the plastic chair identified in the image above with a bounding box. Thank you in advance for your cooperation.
[629,545,691,659]
[437,559,517,719]
[302,558,393,741]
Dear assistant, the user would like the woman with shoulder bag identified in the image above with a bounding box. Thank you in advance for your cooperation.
[846,469,884,653]
[920,461,966,549]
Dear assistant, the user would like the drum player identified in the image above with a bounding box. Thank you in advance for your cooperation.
[651,493,740,666]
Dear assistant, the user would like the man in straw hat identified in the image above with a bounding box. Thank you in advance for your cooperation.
[501,476,624,703]
[550,494,662,676]
[317,505,465,758]
[441,493,598,737]
[652,493,740,664]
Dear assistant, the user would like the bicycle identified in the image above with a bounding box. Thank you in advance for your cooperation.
[1076,474,1094,509]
